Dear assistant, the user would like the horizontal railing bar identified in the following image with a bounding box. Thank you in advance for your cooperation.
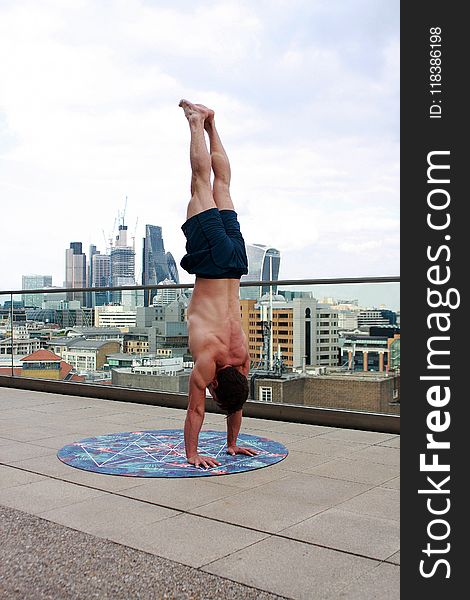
[1,276,400,296]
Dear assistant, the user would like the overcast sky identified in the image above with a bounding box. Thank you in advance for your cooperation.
[0,0,399,296]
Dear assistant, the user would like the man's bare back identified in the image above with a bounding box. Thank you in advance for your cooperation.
[178,99,256,469]
[188,278,249,372]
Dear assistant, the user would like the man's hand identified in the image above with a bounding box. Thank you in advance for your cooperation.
[187,454,221,469]
[227,445,258,457]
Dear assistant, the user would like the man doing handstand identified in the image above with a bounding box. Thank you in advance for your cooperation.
[179,99,257,469]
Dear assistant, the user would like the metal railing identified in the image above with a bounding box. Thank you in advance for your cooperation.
[1,275,399,295]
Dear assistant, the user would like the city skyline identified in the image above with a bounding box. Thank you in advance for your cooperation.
[0,0,399,292]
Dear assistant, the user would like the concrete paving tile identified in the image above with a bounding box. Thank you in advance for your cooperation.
[235,427,312,446]
[262,421,339,437]
[381,476,400,490]
[203,535,379,600]
[288,436,367,457]
[98,413,181,428]
[21,432,97,450]
[26,399,101,413]
[121,476,246,510]
[9,453,148,492]
[198,412,226,426]
[208,465,293,489]
[0,465,47,489]
[317,428,398,445]
[387,550,400,565]
[378,436,400,448]
[238,416,294,432]
[54,419,141,436]
[192,473,370,533]
[0,440,57,463]
[137,406,187,419]
[281,507,400,560]
[38,493,178,539]
[0,436,11,445]
[0,408,41,421]
[0,424,66,442]
[37,405,126,419]
[306,457,399,485]
[0,477,105,514]
[334,562,400,600]
[275,450,331,473]
[0,394,65,409]
[337,487,400,521]
[128,418,187,431]
[112,513,268,568]
[349,445,400,466]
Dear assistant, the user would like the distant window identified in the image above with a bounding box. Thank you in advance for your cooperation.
[259,387,273,402]
[305,308,311,318]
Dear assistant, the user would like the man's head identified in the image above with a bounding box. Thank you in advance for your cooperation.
[211,366,249,416]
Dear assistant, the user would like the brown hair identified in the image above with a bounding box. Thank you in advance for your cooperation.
[213,367,249,416]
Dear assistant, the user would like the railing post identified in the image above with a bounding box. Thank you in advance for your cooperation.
[10,293,14,376]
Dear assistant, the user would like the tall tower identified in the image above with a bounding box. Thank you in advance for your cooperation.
[86,244,98,308]
[65,242,87,306]
[241,244,281,300]
[92,252,111,306]
[110,222,135,303]
[142,224,179,305]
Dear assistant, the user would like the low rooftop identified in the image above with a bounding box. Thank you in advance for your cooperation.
[0,386,399,599]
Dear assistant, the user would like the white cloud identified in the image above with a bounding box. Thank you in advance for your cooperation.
[0,0,399,290]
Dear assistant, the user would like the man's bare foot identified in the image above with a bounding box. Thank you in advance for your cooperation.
[179,99,210,121]
[195,104,215,129]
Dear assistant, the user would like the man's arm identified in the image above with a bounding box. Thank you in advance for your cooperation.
[226,409,258,457]
[184,352,221,469]
[226,353,258,457]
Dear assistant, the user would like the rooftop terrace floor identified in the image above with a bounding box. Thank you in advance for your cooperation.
[0,387,400,599]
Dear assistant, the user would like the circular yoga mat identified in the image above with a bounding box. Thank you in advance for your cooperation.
[57,429,288,477]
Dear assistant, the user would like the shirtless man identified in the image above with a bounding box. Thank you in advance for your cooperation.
[179,99,258,469]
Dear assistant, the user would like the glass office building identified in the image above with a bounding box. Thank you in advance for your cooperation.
[241,244,281,300]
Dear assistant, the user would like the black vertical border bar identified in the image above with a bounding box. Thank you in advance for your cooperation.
[401,2,465,597]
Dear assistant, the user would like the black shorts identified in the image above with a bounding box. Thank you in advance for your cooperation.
[180,208,249,279]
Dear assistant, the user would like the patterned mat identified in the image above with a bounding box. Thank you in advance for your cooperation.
[57,429,288,477]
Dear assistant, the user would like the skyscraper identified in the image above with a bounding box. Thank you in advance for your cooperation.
[241,244,281,300]
[110,223,135,303]
[22,275,53,308]
[142,224,179,305]
[86,244,98,308]
[65,242,87,306]
[92,253,111,306]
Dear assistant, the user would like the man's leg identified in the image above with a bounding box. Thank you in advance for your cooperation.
[179,100,217,220]
[202,110,235,212]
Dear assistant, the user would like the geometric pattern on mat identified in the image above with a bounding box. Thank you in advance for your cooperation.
[57,429,288,477]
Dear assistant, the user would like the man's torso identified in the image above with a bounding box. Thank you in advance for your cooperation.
[188,278,247,368]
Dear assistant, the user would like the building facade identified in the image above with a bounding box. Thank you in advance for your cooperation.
[110,224,135,303]
[142,224,179,305]
[240,296,338,370]
[91,251,111,306]
[62,340,121,372]
[94,305,137,329]
[339,333,401,372]
[65,242,87,306]
[22,275,53,308]
[357,309,397,330]
[240,244,280,300]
